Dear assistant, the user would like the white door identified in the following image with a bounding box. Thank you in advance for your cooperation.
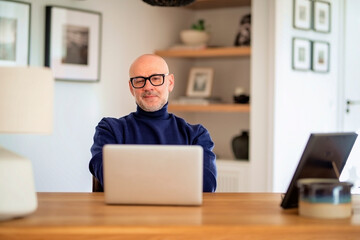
[340,0,360,193]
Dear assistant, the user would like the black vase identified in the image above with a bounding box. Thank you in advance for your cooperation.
[232,131,249,160]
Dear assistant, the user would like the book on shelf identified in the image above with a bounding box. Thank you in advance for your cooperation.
[172,96,222,105]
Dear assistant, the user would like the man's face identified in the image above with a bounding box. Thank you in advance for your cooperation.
[129,55,174,112]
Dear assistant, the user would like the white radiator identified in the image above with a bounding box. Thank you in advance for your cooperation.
[216,159,249,192]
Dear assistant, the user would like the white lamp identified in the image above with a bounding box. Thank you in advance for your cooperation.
[0,66,54,221]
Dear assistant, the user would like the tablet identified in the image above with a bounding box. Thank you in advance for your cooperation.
[280,132,358,209]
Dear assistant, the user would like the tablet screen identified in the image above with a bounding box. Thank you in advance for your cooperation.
[280,132,358,209]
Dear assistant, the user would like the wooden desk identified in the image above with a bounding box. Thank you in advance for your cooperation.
[0,193,359,239]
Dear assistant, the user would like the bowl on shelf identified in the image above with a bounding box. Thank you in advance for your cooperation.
[180,30,210,46]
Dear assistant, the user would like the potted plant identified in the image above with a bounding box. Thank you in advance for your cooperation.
[180,19,210,46]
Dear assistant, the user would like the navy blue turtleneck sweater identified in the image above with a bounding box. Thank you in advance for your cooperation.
[89,103,217,192]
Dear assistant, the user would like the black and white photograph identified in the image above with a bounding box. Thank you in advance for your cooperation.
[312,41,330,72]
[0,17,16,61]
[0,0,30,66]
[186,67,214,97]
[313,1,331,33]
[293,0,312,30]
[62,24,89,65]
[292,38,311,71]
[45,6,101,82]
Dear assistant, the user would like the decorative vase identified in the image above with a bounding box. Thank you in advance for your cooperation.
[180,30,210,46]
[232,131,249,160]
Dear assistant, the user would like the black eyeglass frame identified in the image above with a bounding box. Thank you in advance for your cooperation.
[129,73,169,89]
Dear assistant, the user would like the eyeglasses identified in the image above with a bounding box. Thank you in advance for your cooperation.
[129,73,168,89]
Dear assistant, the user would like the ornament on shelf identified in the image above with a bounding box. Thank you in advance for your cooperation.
[232,130,249,160]
[233,87,250,104]
[234,14,251,46]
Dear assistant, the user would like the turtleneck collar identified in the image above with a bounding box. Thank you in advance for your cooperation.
[134,102,169,120]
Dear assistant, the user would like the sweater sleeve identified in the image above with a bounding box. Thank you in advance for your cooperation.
[89,118,119,187]
[193,126,217,192]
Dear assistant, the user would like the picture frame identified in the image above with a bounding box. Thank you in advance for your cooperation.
[312,41,330,73]
[313,1,331,33]
[45,6,102,82]
[0,0,30,66]
[293,0,312,30]
[186,67,214,97]
[292,38,311,71]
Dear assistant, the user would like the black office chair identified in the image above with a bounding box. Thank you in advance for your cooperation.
[92,176,104,192]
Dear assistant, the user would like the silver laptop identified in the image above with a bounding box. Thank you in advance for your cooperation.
[103,144,203,206]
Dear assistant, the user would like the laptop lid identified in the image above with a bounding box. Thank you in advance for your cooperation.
[103,144,203,206]
[281,132,358,209]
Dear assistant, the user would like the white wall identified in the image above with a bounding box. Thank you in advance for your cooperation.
[249,0,275,192]
[0,0,191,191]
[272,0,343,192]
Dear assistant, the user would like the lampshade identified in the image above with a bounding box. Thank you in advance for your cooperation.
[0,67,53,133]
[0,66,54,221]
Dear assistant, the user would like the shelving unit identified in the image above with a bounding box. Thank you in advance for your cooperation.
[168,103,250,113]
[155,2,252,191]
[156,46,251,113]
[155,46,250,58]
[156,47,251,112]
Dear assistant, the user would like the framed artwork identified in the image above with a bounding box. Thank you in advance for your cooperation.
[292,38,311,71]
[45,6,102,82]
[186,67,214,97]
[293,0,312,30]
[312,41,329,73]
[0,0,30,66]
[313,1,331,33]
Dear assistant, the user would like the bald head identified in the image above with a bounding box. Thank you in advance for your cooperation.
[129,54,169,78]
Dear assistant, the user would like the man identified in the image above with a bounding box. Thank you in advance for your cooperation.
[89,54,217,192]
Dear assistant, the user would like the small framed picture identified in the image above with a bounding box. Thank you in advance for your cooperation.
[312,41,330,73]
[186,67,214,97]
[292,38,311,71]
[45,6,102,82]
[0,0,30,66]
[313,1,331,33]
[293,0,312,30]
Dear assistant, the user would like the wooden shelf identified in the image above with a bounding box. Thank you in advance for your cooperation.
[155,46,251,58]
[185,0,251,10]
[168,103,250,112]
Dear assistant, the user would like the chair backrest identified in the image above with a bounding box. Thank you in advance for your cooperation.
[92,176,104,192]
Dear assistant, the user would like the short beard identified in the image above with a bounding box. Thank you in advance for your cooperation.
[138,101,166,112]
[138,92,167,112]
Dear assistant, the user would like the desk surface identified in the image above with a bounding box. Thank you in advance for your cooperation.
[0,193,359,240]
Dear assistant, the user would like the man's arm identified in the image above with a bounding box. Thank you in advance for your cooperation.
[193,126,217,192]
[89,118,118,187]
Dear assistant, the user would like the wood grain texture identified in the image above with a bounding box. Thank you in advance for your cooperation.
[168,103,250,112]
[155,47,251,58]
[1,193,359,240]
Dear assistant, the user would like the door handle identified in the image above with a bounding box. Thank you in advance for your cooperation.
[346,100,360,113]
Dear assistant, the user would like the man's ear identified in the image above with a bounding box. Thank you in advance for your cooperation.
[168,74,175,92]
[129,81,135,96]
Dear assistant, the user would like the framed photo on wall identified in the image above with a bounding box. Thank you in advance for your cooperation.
[45,6,102,82]
[292,38,311,71]
[186,67,214,97]
[0,0,30,66]
[312,41,330,73]
[293,0,312,30]
[313,1,331,33]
